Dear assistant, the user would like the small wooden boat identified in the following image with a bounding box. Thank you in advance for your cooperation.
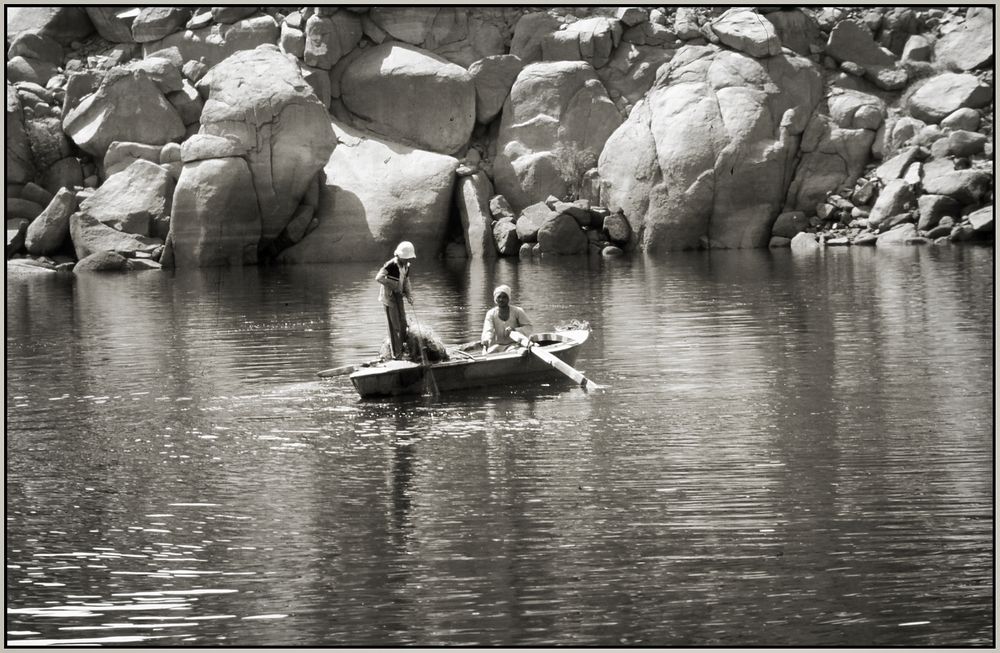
[349,327,591,398]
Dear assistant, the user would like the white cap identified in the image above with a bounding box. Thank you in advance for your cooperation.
[395,241,416,259]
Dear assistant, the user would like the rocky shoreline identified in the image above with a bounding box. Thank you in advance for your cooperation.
[5,6,994,274]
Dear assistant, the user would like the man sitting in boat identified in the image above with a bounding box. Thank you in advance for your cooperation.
[480,285,533,353]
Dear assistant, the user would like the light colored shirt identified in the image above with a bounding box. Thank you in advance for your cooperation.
[482,305,532,346]
[376,257,412,307]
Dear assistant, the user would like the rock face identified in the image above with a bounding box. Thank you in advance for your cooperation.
[598,45,823,251]
[3,6,996,266]
[277,120,458,263]
[169,157,262,267]
[340,43,475,155]
[198,47,337,245]
[494,60,623,212]
[62,67,185,160]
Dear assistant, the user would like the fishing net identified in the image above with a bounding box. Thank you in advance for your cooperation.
[555,319,590,331]
[379,320,450,363]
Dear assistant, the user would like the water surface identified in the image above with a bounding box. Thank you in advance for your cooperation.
[6,247,994,646]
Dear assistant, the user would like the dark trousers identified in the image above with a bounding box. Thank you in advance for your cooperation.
[385,296,408,359]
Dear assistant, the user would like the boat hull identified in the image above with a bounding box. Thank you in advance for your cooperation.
[349,329,589,398]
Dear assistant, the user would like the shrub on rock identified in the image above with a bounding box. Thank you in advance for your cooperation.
[494,60,622,212]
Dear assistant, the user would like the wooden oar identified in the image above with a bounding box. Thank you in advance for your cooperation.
[316,360,377,378]
[509,331,602,391]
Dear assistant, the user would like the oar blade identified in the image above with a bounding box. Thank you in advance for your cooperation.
[510,331,603,391]
[316,364,357,378]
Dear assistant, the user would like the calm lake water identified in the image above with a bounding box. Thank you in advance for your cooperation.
[5,246,994,647]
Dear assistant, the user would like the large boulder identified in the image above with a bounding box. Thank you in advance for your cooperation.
[916,194,960,231]
[169,157,262,267]
[826,87,885,130]
[277,120,458,263]
[8,32,64,66]
[867,178,915,229]
[921,162,993,205]
[6,56,58,88]
[131,7,192,43]
[907,73,993,124]
[876,222,920,245]
[69,212,161,261]
[455,172,498,259]
[514,201,557,243]
[6,7,94,45]
[62,67,185,159]
[598,45,823,251]
[934,7,994,72]
[340,43,475,155]
[537,211,588,255]
[825,20,907,91]
[140,15,279,70]
[25,187,75,255]
[73,250,131,272]
[198,47,338,245]
[494,60,623,212]
[710,8,781,58]
[541,17,622,69]
[78,159,174,238]
[468,54,524,124]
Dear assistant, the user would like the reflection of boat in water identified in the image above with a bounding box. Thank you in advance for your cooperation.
[349,328,591,398]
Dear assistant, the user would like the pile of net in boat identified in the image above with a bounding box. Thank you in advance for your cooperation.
[379,321,450,363]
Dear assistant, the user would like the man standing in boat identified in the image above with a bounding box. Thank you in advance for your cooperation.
[376,241,416,360]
